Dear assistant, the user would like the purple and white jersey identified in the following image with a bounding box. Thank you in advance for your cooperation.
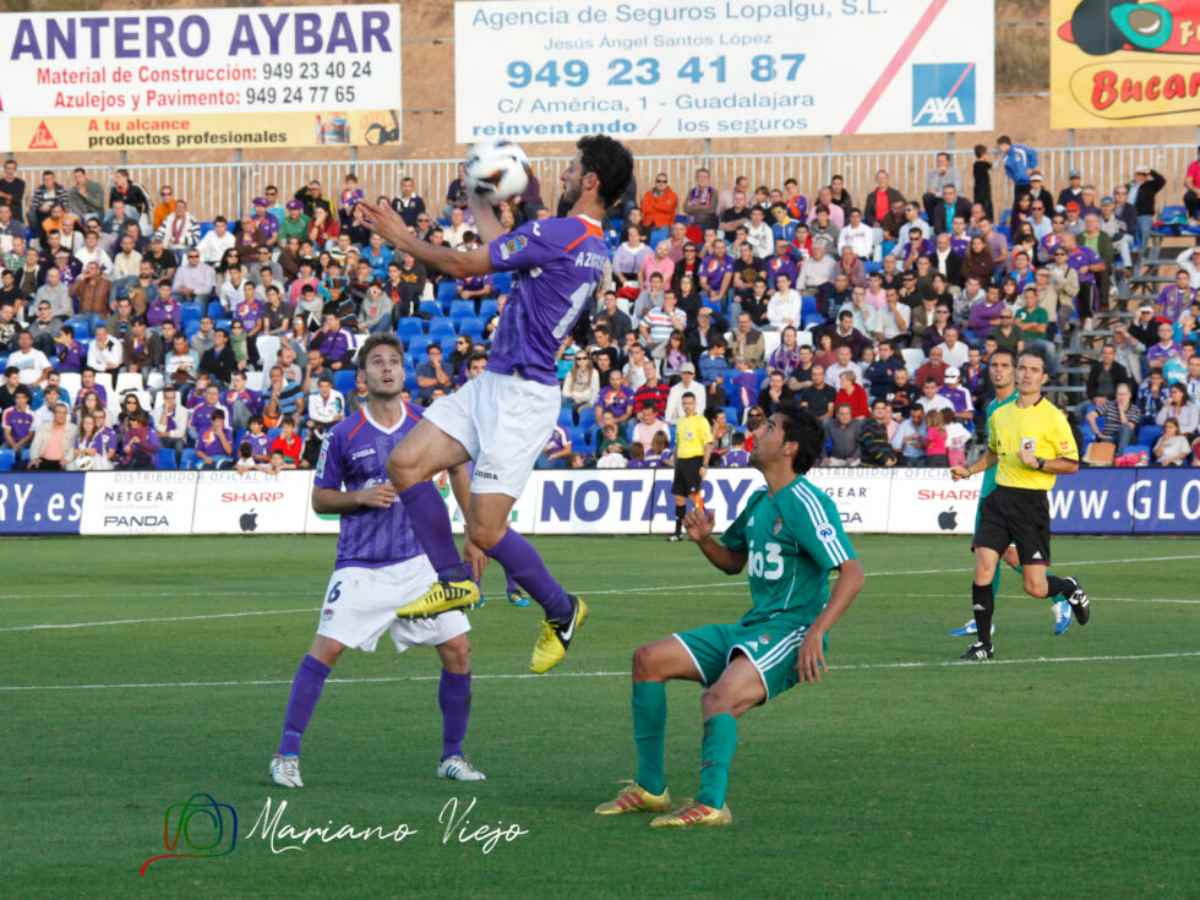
[487,216,607,386]
[243,431,270,457]
[314,404,425,571]
[3,407,32,441]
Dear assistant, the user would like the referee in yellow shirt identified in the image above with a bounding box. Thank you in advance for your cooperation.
[669,393,713,542]
[951,352,1089,660]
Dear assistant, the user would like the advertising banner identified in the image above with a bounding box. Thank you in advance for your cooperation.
[40,466,1200,539]
[886,468,982,535]
[0,472,84,535]
[454,0,994,142]
[79,470,196,535]
[192,470,312,535]
[0,5,402,153]
[1049,467,1200,534]
[1050,0,1200,128]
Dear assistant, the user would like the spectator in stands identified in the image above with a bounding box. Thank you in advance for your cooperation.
[822,403,863,466]
[641,173,677,230]
[798,240,836,293]
[415,343,453,405]
[613,226,650,293]
[1127,163,1166,249]
[796,364,835,421]
[746,206,773,259]
[597,369,635,426]
[116,409,160,470]
[1157,383,1199,438]
[836,370,869,419]
[860,398,898,467]
[864,169,904,232]
[765,273,801,330]
[937,367,974,424]
[1154,418,1191,465]
[665,362,704,422]
[156,199,199,256]
[0,159,25,224]
[200,328,239,386]
[153,386,188,457]
[1147,321,1183,371]
[684,168,717,229]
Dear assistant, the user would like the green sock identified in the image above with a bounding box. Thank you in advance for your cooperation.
[632,681,667,795]
[696,713,738,809]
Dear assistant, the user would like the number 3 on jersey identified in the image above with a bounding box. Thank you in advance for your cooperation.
[748,542,784,580]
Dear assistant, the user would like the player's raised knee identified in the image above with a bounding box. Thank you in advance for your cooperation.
[465,519,506,552]
[632,644,658,679]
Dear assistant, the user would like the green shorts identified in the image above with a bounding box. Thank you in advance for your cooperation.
[673,618,815,702]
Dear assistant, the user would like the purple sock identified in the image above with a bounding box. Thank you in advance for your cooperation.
[277,655,331,757]
[398,481,470,582]
[439,670,471,760]
[486,529,572,622]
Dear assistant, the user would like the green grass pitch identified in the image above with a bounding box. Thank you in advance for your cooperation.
[2,534,1198,899]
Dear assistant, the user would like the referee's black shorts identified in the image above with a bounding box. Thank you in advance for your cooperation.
[974,485,1052,566]
[673,456,704,496]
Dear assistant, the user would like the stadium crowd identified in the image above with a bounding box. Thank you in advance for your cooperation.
[1,139,1200,473]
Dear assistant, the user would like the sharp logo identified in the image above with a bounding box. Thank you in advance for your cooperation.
[912,63,977,127]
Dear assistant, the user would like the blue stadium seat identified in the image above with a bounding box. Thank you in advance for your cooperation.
[479,299,499,322]
[207,300,225,320]
[1137,424,1164,447]
[396,317,424,341]
[800,295,819,319]
[437,280,459,304]
[334,370,357,396]
[407,336,432,360]
[649,227,669,248]
[0,449,13,472]
[214,318,232,334]
[179,448,198,470]
[439,336,458,356]
[558,407,575,428]
[267,427,281,442]
[570,426,589,453]
[459,317,485,341]
[184,319,201,339]
[577,406,597,432]
[1124,443,1152,459]
[157,447,178,470]
[723,405,739,424]
[405,370,419,392]
[449,300,475,322]
[429,317,456,339]
[180,304,202,331]
[66,316,93,340]
[419,300,441,318]
[491,272,513,294]
[803,314,826,330]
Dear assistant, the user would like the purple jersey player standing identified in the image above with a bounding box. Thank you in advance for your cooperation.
[359,135,634,675]
[269,334,485,790]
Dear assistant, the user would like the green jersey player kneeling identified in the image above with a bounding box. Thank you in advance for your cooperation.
[595,408,865,828]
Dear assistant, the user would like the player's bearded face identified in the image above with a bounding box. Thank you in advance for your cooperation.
[365,350,404,398]
[560,154,585,206]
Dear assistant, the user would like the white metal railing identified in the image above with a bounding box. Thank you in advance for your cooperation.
[12,144,1196,224]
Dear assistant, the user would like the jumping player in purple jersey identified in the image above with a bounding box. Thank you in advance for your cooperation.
[359,135,634,674]
[269,334,485,789]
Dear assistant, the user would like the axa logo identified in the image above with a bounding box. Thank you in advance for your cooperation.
[912,63,976,127]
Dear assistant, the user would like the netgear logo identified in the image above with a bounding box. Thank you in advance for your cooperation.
[911,63,976,127]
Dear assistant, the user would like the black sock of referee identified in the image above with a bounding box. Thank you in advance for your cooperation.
[1046,575,1073,600]
[674,505,685,536]
[972,582,995,645]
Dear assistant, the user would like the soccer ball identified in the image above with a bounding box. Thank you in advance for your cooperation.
[464,140,530,203]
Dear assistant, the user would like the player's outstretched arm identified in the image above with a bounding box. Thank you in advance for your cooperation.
[684,507,747,575]
[357,202,492,279]
[312,484,395,514]
[468,192,505,244]
[797,558,865,685]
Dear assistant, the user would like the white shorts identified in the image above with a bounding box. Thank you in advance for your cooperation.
[316,556,470,653]
[422,369,561,497]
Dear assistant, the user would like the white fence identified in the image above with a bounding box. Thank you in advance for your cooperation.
[13,144,1196,223]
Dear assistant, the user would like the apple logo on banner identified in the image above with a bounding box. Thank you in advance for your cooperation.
[937,507,957,531]
[239,509,258,533]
